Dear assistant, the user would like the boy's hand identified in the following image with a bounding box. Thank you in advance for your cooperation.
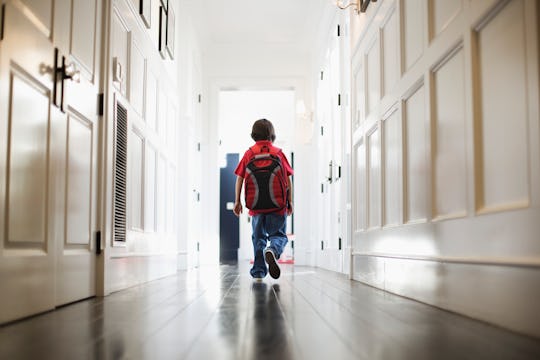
[287,202,293,216]
[233,202,243,217]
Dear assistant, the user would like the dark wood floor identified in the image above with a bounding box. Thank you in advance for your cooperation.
[1,264,540,360]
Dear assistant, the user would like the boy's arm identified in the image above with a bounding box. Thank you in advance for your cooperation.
[287,176,293,216]
[234,176,244,217]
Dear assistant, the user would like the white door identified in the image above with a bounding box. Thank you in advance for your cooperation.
[0,0,58,323]
[53,0,101,306]
[188,65,203,267]
[0,0,100,323]
[317,59,333,264]
[317,26,343,272]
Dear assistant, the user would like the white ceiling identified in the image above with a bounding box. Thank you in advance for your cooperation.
[184,0,329,53]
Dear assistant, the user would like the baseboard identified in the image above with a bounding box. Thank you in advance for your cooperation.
[352,254,540,338]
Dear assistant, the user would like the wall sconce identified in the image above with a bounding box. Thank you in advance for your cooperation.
[335,0,377,14]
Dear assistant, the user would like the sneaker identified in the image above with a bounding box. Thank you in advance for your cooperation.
[253,276,264,282]
[264,248,281,279]
[251,272,265,282]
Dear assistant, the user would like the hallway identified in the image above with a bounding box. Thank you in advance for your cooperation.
[1,265,540,360]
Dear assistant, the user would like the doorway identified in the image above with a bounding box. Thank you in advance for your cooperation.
[218,89,295,265]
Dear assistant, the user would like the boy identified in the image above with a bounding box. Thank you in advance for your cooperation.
[233,119,294,280]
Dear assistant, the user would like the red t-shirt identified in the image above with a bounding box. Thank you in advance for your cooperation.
[234,140,294,215]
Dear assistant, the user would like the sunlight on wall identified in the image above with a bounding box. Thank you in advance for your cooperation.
[218,89,295,155]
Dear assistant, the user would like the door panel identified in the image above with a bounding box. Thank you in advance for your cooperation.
[66,113,93,246]
[7,73,50,245]
[18,0,53,35]
[70,0,97,76]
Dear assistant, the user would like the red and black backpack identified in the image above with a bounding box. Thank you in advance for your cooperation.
[244,144,288,213]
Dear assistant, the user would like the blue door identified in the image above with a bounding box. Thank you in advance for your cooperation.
[219,153,239,264]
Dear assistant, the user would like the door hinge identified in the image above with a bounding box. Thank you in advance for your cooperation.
[198,94,202,103]
[320,126,324,136]
[97,93,104,116]
[338,237,342,250]
[197,142,201,151]
[337,24,341,37]
[321,241,324,251]
[1,4,5,41]
[338,93,341,106]
[320,71,324,80]
[197,242,200,251]
[95,231,102,255]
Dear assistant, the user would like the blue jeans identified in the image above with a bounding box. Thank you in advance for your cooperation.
[250,213,288,277]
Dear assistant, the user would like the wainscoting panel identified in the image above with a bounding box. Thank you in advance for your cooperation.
[129,129,144,230]
[381,5,399,98]
[403,83,428,223]
[383,108,402,227]
[368,126,381,229]
[401,0,424,71]
[353,60,365,129]
[144,144,157,232]
[428,0,462,40]
[129,40,145,116]
[366,37,380,117]
[431,45,467,219]
[146,70,158,131]
[157,156,167,233]
[474,0,529,213]
[354,141,366,232]
[111,9,128,95]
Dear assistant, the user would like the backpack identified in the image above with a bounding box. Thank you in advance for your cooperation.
[244,144,288,212]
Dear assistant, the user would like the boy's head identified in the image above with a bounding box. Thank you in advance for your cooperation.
[251,118,276,142]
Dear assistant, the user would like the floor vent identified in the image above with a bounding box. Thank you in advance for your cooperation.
[113,101,128,242]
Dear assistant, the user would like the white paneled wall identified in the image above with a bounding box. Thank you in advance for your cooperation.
[346,0,540,337]
[105,0,182,293]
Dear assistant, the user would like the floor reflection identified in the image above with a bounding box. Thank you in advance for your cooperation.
[247,282,293,360]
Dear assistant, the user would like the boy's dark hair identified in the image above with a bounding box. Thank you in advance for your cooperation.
[251,118,276,142]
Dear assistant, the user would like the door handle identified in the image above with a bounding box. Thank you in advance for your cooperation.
[327,160,333,183]
[63,61,80,82]
[52,48,63,109]
[52,50,82,112]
